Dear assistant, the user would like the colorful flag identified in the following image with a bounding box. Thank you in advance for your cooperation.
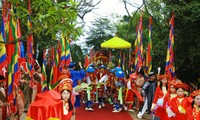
[17,18,28,74]
[65,38,71,65]
[146,16,153,75]
[0,15,7,76]
[53,48,59,88]
[14,17,23,87]
[42,48,48,92]
[49,46,59,89]
[27,0,35,79]
[49,47,54,90]
[134,14,143,72]
[7,5,18,106]
[60,33,71,71]
[60,34,66,71]
[165,12,175,81]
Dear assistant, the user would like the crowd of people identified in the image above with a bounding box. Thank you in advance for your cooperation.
[0,61,200,120]
[59,62,199,120]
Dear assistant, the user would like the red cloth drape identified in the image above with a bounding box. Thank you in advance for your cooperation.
[27,98,63,120]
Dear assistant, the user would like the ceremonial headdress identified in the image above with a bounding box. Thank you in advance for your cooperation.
[190,90,200,98]
[60,69,71,77]
[115,70,125,78]
[86,67,95,73]
[158,74,168,81]
[113,67,122,72]
[174,82,189,90]
[168,80,176,87]
[69,62,76,68]
[129,72,138,79]
[58,82,72,93]
[99,65,106,69]
[58,75,73,86]
[88,63,94,68]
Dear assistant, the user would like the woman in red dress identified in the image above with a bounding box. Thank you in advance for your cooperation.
[151,75,168,120]
[169,82,189,120]
[58,80,74,120]
[163,81,177,120]
[186,90,200,120]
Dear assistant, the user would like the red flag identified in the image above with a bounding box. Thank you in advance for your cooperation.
[89,48,95,62]
[84,54,90,69]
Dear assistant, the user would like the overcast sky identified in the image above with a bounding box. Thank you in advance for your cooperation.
[76,0,143,47]
[84,0,142,24]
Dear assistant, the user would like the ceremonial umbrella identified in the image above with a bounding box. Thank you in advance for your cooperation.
[101,37,131,49]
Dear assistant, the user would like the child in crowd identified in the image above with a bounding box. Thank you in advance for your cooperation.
[164,80,177,119]
[84,67,96,111]
[112,70,124,113]
[124,73,137,112]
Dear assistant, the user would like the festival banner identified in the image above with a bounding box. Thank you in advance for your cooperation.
[27,0,35,81]
[146,16,153,75]
[42,48,48,92]
[134,14,143,72]
[6,5,18,114]
[0,15,7,76]
[165,12,175,81]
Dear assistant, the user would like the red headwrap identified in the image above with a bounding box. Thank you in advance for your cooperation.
[190,90,200,98]
[174,82,189,90]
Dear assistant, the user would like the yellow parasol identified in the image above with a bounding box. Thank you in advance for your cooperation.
[101,37,131,49]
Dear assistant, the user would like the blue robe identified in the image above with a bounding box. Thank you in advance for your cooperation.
[69,68,86,107]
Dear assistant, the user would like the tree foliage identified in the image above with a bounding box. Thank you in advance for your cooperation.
[165,0,200,85]
[120,0,200,86]
[85,18,115,51]
[70,43,84,64]
[0,0,199,86]
[85,0,200,87]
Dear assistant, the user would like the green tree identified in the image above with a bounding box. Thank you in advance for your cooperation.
[165,0,200,86]
[70,43,84,66]
[120,0,200,86]
[86,18,115,51]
